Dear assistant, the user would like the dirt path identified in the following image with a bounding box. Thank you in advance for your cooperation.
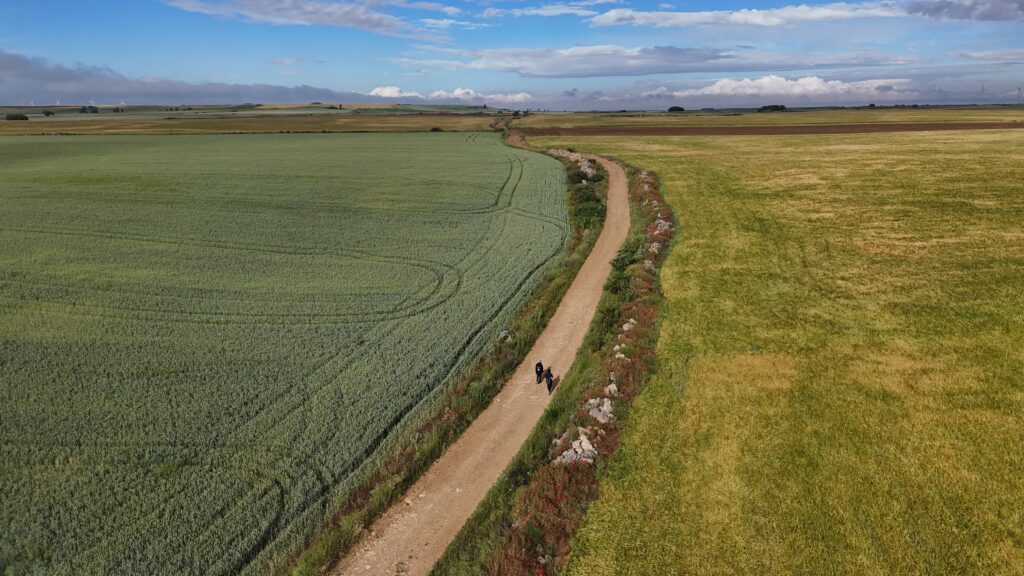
[519,121,1024,137]
[333,152,630,576]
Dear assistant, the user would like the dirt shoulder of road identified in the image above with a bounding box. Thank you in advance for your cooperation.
[332,154,631,576]
[519,121,1024,137]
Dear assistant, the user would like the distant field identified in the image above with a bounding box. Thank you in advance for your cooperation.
[519,106,1024,128]
[0,109,500,134]
[531,130,1024,574]
[0,132,568,574]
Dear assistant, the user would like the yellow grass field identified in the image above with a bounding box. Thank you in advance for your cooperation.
[519,106,1024,128]
[530,128,1024,575]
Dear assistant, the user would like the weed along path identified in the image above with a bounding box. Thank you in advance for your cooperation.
[333,153,630,576]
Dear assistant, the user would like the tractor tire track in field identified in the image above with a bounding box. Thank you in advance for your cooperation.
[332,152,630,576]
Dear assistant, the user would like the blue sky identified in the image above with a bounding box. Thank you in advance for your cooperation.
[1,0,1023,108]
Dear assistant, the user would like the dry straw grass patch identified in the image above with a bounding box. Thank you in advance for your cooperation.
[532,126,1024,576]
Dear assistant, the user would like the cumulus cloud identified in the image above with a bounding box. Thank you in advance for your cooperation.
[164,0,451,38]
[426,86,532,102]
[670,74,915,98]
[369,85,424,98]
[397,44,913,78]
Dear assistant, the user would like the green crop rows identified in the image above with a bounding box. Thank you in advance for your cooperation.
[0,132,568,575]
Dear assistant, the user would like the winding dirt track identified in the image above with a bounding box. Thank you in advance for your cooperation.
[519,121,1024,137]
[333,152,630,576]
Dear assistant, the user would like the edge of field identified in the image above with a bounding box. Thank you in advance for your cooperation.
[284,134,608,576]
[428,133,678,574]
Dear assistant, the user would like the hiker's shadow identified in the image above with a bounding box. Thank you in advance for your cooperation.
[551,376,562,392]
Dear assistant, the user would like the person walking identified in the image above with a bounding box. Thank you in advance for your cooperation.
[535,361,544,384]
[544,367,555,394]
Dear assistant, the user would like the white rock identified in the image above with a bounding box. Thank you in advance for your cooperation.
[589,406,610,424]
[605,382,619,397]
[622,323,633,332]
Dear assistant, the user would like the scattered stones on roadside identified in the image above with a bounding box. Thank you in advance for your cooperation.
[547,149,597,177]
[615,352,627,360]
[586,397,615,424]
[605,382,619,397]
[551,428,571,448]
[648,242,662,254]
[554,427,599,465]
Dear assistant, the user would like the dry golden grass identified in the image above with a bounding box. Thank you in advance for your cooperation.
[518,106,1024,128]
[530,129,1024,576]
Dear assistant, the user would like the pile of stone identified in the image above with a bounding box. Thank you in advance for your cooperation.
[554,427,600,465]
[547,149,597,177]
[622,317,637,333]
[586,397,614,424]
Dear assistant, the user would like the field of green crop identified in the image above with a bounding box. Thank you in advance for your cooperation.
[0,132,568,575]
[531,129,1024,575]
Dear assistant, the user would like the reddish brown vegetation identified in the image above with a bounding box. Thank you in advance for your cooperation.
[488,167,676,575]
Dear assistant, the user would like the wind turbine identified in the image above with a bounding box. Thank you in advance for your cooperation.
[1016,85,1022,106]
[55,97,61,106]
[88,98,96,107]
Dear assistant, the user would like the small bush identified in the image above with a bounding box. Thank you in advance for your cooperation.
[430,127,443,132]
[668,106,685,112]
[5,114,28,121]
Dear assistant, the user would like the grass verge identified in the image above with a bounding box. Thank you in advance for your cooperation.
[431,155,676,575]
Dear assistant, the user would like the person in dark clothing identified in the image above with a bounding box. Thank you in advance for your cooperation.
[535,361,544,384]
[544,368,555,394]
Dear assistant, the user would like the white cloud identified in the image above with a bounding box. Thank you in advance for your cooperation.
[164,0,447,38]
[427,86,533,103]
[369,85,424,98]
[670,75,913,97]
[592,3,902,27]
[591,0,1024,27]
[271,58,300,65]
[429,87,482,99]
[396,44,913,78]
[957,48,1024,61]
[421,17,488,28]
[482,2,602,18]
[903,0,1024,21]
